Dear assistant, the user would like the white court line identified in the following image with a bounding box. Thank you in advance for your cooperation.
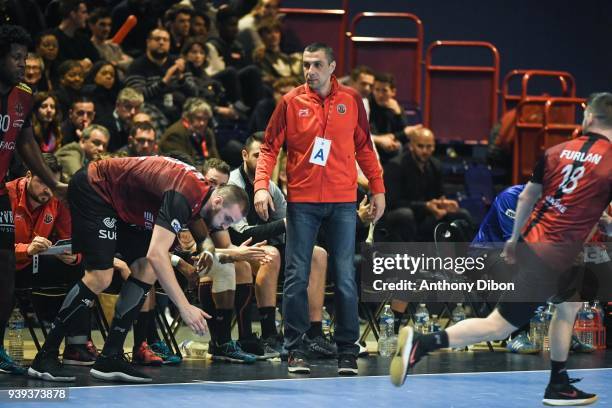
[34,367,612,390]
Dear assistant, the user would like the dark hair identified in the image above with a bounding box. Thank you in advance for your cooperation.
[42,153,63,174]
[350,65,375,82]
[586,92,612,128]
[57,59,82,79]
[70,95,94,109]
[181,36,208,56]
[32,92,63,148]
[129,121,156,137]
[215,184,249,216]
[202,158,230,176]
[244,131,264,151]
[304,42,335,64]
[147,27,170,40]
[256,17,282,36]
[88,7,111,25]
[0,25,31,59]
[165,151,195,166]
[34,29,57,49]
[273,77,300,92]
[192,10,211,30]
[59,0,84,19]
[374,72,396,89]
[216,4,238,24]
[164,4,194,24]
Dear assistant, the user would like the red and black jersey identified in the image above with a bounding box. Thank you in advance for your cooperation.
[0,83,33,188]
[523,133,612,246]
[87,156,212,233]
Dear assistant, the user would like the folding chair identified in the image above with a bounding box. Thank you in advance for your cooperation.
[501,69,575,114]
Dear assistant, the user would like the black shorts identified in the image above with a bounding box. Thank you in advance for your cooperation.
[69,169,152,270]
[0,192,14,251]
[15,256,84,289]
[496,244,583,328]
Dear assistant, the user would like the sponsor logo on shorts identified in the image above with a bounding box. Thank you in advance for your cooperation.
[103,217,117,229]
[171,219,182,233]
[99,217,117,240]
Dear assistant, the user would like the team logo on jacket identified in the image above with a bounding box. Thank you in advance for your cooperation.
[337,104,346,114]
[43,213,53,224]
[298,108,311,117]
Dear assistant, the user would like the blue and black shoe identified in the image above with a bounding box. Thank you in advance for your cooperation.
[0,346,26,375]
[506,333,541,354]
[150,340,182,365]
[210,341,257,364]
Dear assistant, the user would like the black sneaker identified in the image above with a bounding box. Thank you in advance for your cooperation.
[62,344,97,366]
[287,350,310,374]
[238,335,278,360]
[262,335,283,359]
[28,349,76,382]
[390,326,426,387]
[338,354,358,375]
[305,333,337,359]
[543,378,598,406]
[90,354,152,383]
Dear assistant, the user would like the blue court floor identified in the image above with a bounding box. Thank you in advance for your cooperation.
[3,368,611,408]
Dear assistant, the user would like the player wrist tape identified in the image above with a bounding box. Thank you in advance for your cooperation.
[170,254,181,267]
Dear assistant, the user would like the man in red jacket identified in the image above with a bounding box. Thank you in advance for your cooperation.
[254,43,385,375]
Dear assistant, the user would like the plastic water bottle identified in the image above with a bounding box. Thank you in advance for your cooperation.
[576,302,595,347]
[275,307,283,335]
[451,303,466,325]
[529,307,545,349]
[322,307,332,338]
[429,314,441,333]
[592,300,604,328]
[179,340,207,358]
[8,310,24,365]
[542,302,555,351]
[378,305,395,357]
[414,304,430,334]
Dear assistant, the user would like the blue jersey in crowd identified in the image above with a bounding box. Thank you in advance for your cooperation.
[471,184,525,249]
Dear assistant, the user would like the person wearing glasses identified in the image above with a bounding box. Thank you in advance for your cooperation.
[55,124,109,181]
[118,121,158,158]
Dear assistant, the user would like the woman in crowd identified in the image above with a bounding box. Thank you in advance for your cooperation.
[82,61,120,127]
[31,92,63,153]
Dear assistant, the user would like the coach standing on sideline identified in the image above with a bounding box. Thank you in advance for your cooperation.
[254,42,385,375]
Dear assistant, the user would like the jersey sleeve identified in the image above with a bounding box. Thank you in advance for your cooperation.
[156,190,193,234]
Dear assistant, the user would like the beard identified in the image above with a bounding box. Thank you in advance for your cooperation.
[149,49,168,61]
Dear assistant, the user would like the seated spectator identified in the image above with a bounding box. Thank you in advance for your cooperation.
[117,121,158,157]
[164,4,194,57]
[207,5,265,111]
[125,27,198,124]
[34,31,60,91]
[253,17,301,85]
[383,127,472,241]
[8,154,99,367]
[249,76,299,133]
[88,7,133,82]
[228,132,335,358]
[191,9,211,38]
[61,96,95,145]
[238,0,280,59]
[32,92,63,153]
[182,36,240,121]
[54,59,85,116]
[24,53,45,92]
[159,98,219,165]
[55,124,109,180]
[52,0,99,68]
[347,65,375,119]
[82,61,120,131]
[95,87,144,152]
[370,72,419,163]
[110,0,160,57]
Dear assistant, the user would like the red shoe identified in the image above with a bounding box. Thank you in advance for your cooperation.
[86,341,100,359]
[132,342,163,366]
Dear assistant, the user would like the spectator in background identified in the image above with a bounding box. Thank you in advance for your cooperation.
[117,121,158,157]
[191,9,211,38]
[238,0,280,59]
[24,53,45,92]
[253,17,301,85]
[53,0,99,69]
[383,127,472,241]
[182,36,242,122]
[249,76,299,133]
[159,98,219,165]
[82,61,120,132]
[125,27,198,124]
[54,60,85,116]
[369,72,418,164]
[61,96,95,145]
[88,8,133,81]
[110,0,160,57]
[96,87,144,152]
[32,92,64,153]
[348,65,375,119]
[164,4,194,57]
[55,124,110,180]
[35,31,60,91]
